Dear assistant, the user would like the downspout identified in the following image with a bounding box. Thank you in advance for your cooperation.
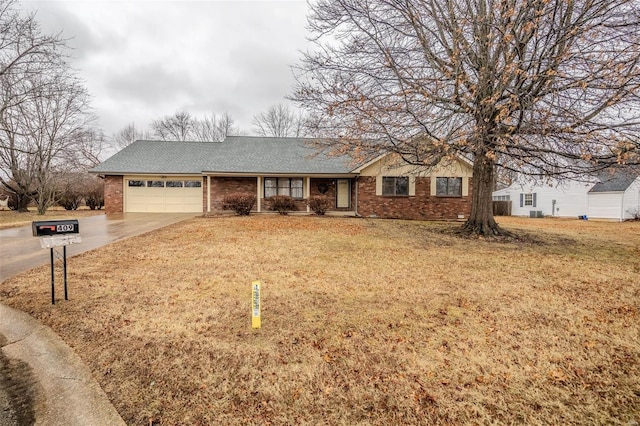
[620,191,625,222]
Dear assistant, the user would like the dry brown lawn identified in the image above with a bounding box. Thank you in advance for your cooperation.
[0,208,104,230]
[1,216,639,425]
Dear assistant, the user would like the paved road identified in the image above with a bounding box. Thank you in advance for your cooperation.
[0,212,196,425]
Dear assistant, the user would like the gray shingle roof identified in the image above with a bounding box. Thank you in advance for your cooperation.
[90,136,357,175]
[90,140,222,174]
[589,171,639,192]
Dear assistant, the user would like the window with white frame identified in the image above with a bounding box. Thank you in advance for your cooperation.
[436,177,462,196]
[264,178,304,199]
[382,176,409,196]
[524,193,533,206]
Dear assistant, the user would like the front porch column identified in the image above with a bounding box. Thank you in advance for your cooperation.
[207,175,211,213]
[256,176,262,212]
[305,176,311,213]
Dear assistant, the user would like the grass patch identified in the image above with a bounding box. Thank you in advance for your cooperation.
[1,216,639,424]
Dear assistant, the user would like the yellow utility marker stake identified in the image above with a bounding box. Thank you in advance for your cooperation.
[251,280,261,329]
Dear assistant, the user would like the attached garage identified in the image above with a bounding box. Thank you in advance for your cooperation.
[587,173,640,221]
[124,176,203,213]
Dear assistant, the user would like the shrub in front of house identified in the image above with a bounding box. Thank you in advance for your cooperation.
[223,192,256,215]
[58,189,82,210]
[307,195,331,215]
[85,192,104,210]
[268,195,298,215]
[84,176,104,210]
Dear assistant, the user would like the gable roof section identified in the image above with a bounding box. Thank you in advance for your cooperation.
[352,152,473,175]
[90,136,357,175]
[588,171,639,193]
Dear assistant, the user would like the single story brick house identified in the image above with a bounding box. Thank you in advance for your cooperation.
[90,136,473,220]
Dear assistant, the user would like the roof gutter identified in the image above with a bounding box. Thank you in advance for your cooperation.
[202,172,358,178]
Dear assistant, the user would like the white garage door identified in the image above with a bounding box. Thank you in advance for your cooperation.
[125,178,203,213]
[588,193,623,220]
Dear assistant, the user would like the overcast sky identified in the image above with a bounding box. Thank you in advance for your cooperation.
[22,0,311,138]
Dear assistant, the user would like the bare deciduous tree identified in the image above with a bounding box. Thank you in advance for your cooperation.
[150,110,195,141]
[111,122,145,150]
[0,0,63,78]
[149,110,241,142]
[0,0,65,150]
[3,72,94,213]
[192,112,239,142]
[292,0,640,236]
[252,103,308,137]
[0,0,97,213]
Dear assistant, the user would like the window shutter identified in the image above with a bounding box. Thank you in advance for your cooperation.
[519,193,524,207]
[532,193,537,207]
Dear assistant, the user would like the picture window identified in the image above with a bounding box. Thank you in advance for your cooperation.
[264,178,303,199]
[382,176,409,196]
[436,177,462,196]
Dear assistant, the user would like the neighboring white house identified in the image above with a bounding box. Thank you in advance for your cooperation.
[587,174,640,221]
[493,170,640,220]
[492,178,594,218]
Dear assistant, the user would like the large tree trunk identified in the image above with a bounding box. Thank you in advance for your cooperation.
[463,153,509,236]
[14,192,31,212]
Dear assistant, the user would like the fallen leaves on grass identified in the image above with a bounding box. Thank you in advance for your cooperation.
[1,216,639,425]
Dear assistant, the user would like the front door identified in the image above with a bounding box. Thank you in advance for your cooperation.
[336,179,350,208]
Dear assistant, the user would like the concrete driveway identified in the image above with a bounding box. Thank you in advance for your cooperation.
[0,212,196,282]
[0,212,196,425]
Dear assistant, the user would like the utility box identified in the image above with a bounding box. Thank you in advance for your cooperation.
[32,220,80,237]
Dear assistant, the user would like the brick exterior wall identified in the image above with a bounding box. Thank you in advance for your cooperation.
[356,176,472,220]
[209,177,258,211]
[104,175,123,214]
[207,175,472,220]
[208,177,358,214]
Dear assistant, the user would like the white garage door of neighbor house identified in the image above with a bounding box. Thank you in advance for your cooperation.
[126,178,203,213]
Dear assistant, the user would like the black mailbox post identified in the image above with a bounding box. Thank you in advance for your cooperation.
[32,219,79,236]
[32,219,81,304]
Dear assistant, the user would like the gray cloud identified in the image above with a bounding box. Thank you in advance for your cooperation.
[21,0,310,137]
